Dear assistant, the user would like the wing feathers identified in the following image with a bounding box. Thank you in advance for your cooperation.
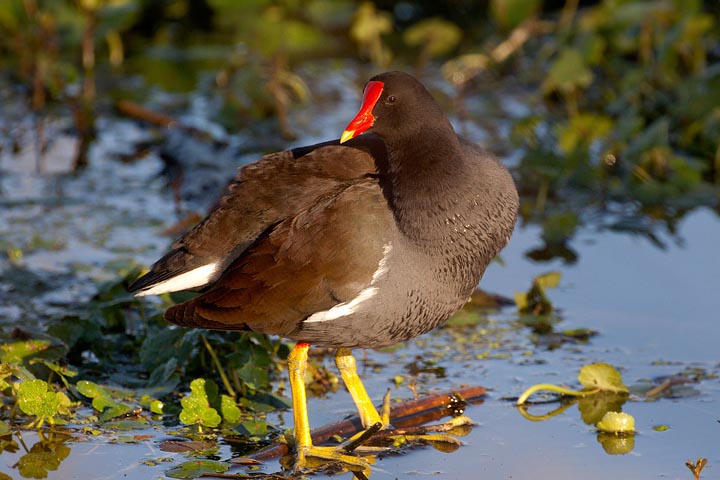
[163,181,394,336]
[129,143,377,295]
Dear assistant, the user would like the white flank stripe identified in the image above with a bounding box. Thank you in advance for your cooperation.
[306,286,379,323]
[305,243,392,323]
[135,262,219,297]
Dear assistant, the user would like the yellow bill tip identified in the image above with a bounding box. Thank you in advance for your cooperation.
[340,129,355,144]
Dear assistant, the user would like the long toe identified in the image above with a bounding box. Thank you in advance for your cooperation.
[294,445,374,474]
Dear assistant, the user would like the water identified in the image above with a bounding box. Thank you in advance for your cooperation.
[1,75,719,480]
[2,206,717,479]
[300,208,720,480]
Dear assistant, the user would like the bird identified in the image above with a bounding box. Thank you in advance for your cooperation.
[129,71,519,470]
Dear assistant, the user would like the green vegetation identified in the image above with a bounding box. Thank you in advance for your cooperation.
[1,0,716,250]
[596,411,635,434]
[510,0,720,250]
[166,459,230,479]
[1,0,719,477]
[0,272,290,470]
[516,362,630,405]
[516,362,636,454]
[515,271,560,316]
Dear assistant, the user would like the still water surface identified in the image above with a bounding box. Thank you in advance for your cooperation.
[2,205,717,479]
[0,85,718,480]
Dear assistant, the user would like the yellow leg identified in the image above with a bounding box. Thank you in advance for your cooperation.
[335,348,389,428]
[287,343,371,472]
[335,349,468,451]
[288,343,312,463]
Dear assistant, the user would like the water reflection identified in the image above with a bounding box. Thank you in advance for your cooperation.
[10,431,72,479]
[517,391,633,455]
[596,432,635,455]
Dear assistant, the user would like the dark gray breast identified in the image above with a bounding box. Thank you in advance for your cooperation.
[294,141,518,348]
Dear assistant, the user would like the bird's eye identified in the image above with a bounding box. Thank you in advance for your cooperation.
[387,95,396,104]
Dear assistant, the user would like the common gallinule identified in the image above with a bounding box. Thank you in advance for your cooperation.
[129,71,519,470]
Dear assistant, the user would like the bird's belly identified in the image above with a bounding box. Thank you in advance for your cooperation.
[294,273,470,348]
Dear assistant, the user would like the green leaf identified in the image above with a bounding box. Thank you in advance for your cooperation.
[576,33,607,66]
[0,437,19,455]
[350,1,392,43]
[41,360,77,378]
[597,431,635,455]
[0,421,10,435]
[140,395,165,415]
[220,395,241,425]
[237,395,287,413]
[350,1,393,66]
[578,392,629,425]
[166,460,230,479]
[557,114,613,155]
[56,391,72,416]
[77,380,115,410]
[596,411,636,433]
[490,0,541,30]
[237,418,269,437]
[41,360,78,392]
[103,419,148,430]
[0,363,12,390]
[403,18,462,57]
[515,272,561,315]
[542,48,594,95]
[541,213,580,245]
[76,380,132,421]
[513,292,529,310]
[150,399,164,414]
[2,363,34,383]
[18,380,60,419]
[534,272,561,290]
[0,340,51,364]
[99,403,133,423]
[75,380,100,398]
[16,439,71,478]
[230,343,271,391]
[146,357,180,394]
[46,317,102,356]
[140,328,199,372]
[0,0,23,31]
[578,363,629,394]
[179,379,222,428]
[237,363,269,391]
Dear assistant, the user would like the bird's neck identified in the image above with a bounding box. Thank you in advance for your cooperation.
[385,121,462,185]
[380,126,470,244]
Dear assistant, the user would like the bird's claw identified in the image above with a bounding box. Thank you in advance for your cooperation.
[293,444,374,473]
[377,415,474,450]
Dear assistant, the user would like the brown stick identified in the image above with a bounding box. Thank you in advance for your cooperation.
[115,99,224,148]
[115,99,178,129]
[232,385,485,464]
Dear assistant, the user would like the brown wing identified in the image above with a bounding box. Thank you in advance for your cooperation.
[128,141,378,293]
[165,180,395,337]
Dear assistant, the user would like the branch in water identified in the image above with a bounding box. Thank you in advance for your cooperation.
[232,385,486,464]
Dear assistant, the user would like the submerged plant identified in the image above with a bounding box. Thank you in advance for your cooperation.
[517,362,629,405]
[514,271,561,315]
[516,363,637,454]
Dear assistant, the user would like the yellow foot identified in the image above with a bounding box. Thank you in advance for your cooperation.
[394,432,462,451]
[377,415,475,451]
[292,421,385,472]
[295,444,374,473]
